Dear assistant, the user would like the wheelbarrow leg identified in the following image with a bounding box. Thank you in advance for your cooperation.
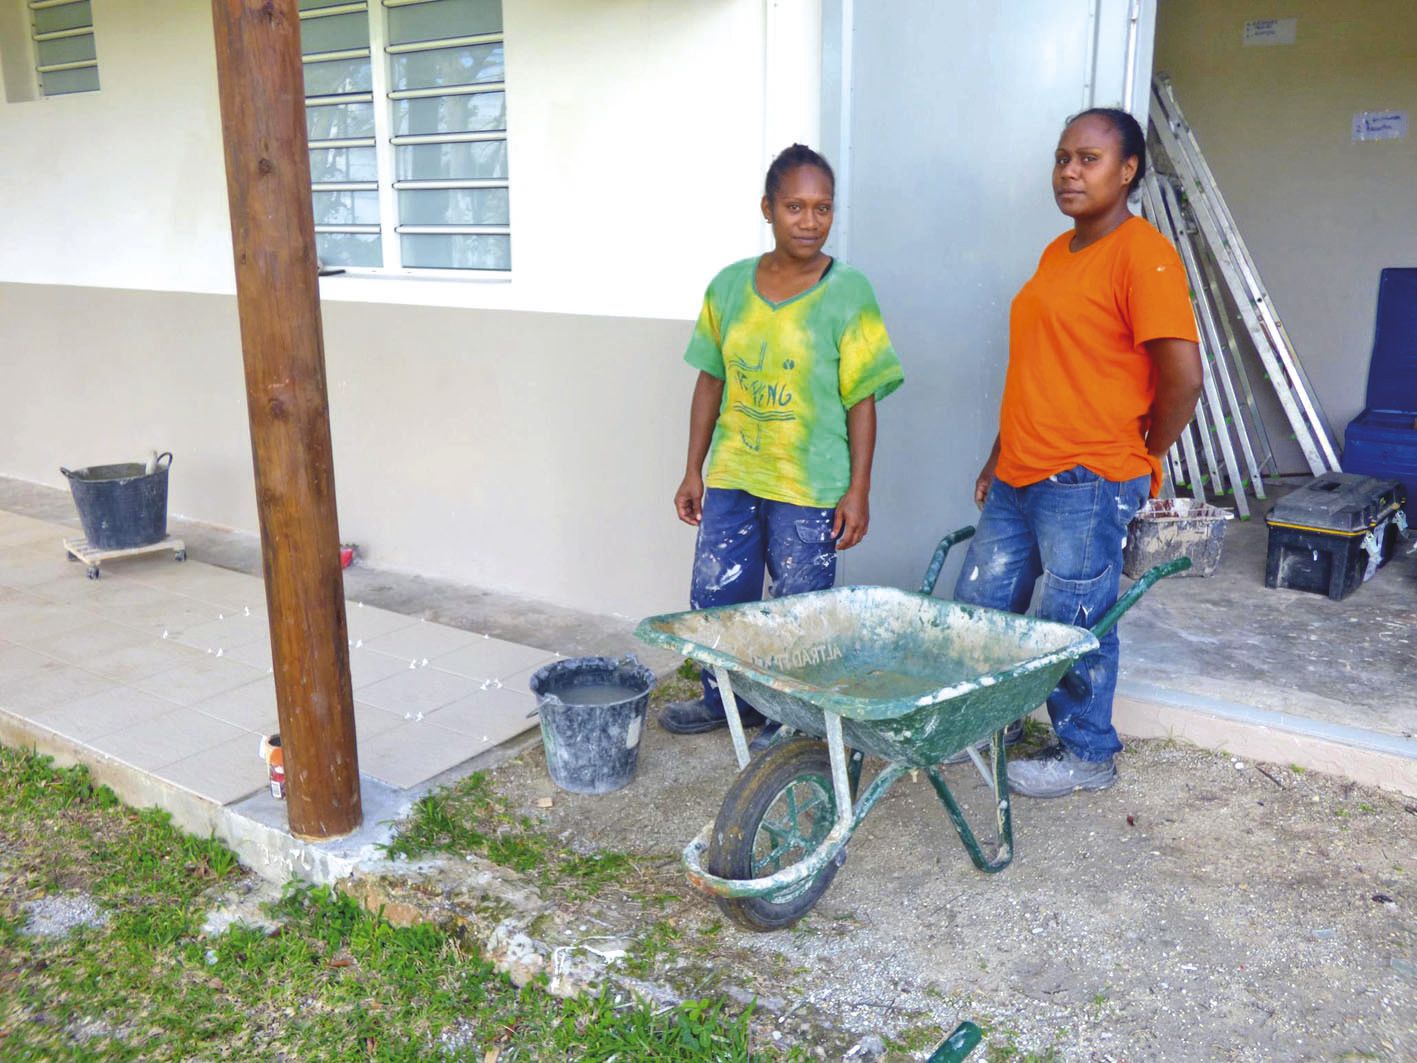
[925,731,1014,873]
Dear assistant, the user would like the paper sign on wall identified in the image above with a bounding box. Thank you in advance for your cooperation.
[1243,18,1298,46]
[1352,111,1409,142]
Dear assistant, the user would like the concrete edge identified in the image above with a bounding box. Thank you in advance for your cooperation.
[1112,683,1417,799]
[0,707,549,887]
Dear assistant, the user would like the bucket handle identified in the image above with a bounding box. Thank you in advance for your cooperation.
[59,466,75,480]
[155,452,174,470]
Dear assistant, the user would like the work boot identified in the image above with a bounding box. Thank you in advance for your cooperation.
[748,720,784,754]
[659,698,765,735]
[940,718,1026,766]
[1005,743,1117,799]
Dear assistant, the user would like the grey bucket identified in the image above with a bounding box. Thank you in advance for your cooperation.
[60,453,172,550]
[528,655,656,795]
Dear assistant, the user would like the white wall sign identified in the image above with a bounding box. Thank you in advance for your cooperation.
[1352,110,1409,142]
[1243,18,1298,46]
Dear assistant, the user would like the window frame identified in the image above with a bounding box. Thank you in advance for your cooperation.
[301,0,512,280]
[29,0,100,98]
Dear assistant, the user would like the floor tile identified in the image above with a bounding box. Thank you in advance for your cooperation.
[0,554,79,589]
[133,656,266,706]
[355,665,482,716]
[89,708,248,771]
[90,596,223,638]
[348,647,410,689]
[431,637,558,682]
[77,637,206,684]
[0,660,113,716]
[19,620,157,666]
[0,640,59,685]
[342,604,419,642]
[423,686,539,748]
[29,574,182,610]
[174,613,271,653]
[353,701,408,739]
[191,677,279,733]
[36,686,181,743]
[221,637,273,672]
[361,620,480,661]
[0,601,102,643]
[154,733,268,805]
[357,721,479,789]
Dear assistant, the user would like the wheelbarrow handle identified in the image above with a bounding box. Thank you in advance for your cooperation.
[1089,556,1191,638]
[920,525,976,595]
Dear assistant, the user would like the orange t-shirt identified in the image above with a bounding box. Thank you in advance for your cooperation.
[995,215,1198,495]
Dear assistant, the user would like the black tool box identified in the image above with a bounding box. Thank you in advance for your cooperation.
[1264,473,1407,600]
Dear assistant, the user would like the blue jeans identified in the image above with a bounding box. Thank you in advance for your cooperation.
[691,488,838,712]
[952,466,1149,761]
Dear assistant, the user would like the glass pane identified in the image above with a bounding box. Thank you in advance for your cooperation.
[41,65,100,96]
[390,42,502,92]
[306,101,375,140]
[313,190,380,226]
[300,0,361,9]
[33,1,91,35]
[395,139,506,181]
[299,10,369,56]
[317,233,382,268]
[398,187,508,226]
[309,146,378,182]
[393,91,504,135]
[386,0,501,45]
[400,233,510,271]
[37,34,95,67]
[302,56,371,95]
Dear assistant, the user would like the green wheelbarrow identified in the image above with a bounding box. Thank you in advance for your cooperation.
[635,525,1188,934]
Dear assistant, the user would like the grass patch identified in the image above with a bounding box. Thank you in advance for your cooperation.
[0,745,803,1061]
[381,772,653,899]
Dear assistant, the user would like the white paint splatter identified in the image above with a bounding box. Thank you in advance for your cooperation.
[969,566,979,581]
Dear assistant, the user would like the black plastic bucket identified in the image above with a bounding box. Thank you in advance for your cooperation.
[528,655,656,795]
[60,453,172,550]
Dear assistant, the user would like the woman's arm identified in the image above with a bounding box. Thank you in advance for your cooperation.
[674,371,725,526]
[1143,338,1204,458]
[833,397,877,550]
[973,434,1002,509]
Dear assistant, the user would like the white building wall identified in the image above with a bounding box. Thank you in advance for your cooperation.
[0,0,820,322]
[0,0,826,618]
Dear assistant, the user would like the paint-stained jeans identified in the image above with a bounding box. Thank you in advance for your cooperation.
[952,466,1150,762]
[691,488,838,713]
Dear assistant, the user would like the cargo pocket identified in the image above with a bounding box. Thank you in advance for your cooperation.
[1039,564,1114,630]
[794,518,837,544]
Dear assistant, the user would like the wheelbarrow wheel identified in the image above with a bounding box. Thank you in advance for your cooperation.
[707,737,848,931]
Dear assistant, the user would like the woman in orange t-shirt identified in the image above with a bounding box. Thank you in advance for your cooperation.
[951,108,1202,799]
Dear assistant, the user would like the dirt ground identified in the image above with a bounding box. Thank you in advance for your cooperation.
[490,689,1416,1062]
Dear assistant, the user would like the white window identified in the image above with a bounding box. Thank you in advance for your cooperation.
[299,0,510,274]
[30,0,100,97]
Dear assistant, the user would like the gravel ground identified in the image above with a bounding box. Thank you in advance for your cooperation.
[491,706,1416,1061]
[19,893,109,939]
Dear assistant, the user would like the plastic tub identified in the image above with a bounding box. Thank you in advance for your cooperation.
[1123,497,1233,579]
[61,453,172,550]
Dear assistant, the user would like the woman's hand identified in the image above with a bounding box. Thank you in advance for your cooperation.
[973,434,1002,510]
[973,465,994,509]
[833,484,870,549]
[675,472,705,526]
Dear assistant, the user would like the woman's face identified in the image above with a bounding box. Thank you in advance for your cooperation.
[1052,115,1137,221]
[761,165,834,261]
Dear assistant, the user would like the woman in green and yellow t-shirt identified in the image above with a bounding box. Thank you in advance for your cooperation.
[660,144,904,747]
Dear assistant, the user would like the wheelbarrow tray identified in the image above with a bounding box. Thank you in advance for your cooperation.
[636,586,1098,769]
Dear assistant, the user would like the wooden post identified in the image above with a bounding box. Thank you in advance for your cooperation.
[210,0,361,839]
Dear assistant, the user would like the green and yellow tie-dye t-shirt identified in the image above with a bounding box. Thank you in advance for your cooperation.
[684,257,904,508]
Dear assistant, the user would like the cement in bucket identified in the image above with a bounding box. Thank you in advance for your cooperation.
[528,655,655,795]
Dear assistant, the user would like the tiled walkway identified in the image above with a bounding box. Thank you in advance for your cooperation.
[0,509,553,810]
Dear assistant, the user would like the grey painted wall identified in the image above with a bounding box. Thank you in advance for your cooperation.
[820,1,1142,595]
[0,283,695,617]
